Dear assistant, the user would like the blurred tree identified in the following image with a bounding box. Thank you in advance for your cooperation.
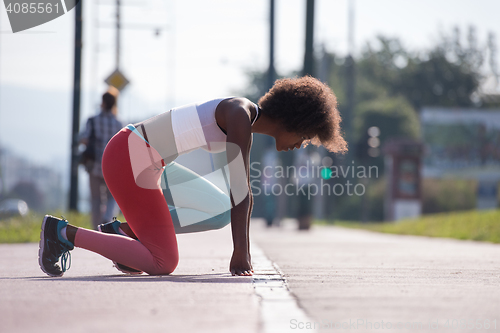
[354,95,420,169]
[345,27,488,167]
[354,95,419,142]
[358,27,486,110]
[240,26,493,135]
[240,70,269,104]
[356,36,410,98]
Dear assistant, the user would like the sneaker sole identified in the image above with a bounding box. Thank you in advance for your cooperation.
[97,225,143,275]
[38,215,63,277]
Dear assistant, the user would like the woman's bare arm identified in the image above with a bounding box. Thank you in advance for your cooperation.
[220,98,254,276]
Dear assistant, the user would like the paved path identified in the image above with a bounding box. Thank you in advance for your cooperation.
[0,227,260,333]
[1,220,499,333]
[251,220,500,332]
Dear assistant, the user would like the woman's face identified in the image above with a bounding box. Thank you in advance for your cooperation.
[274,130,310,152]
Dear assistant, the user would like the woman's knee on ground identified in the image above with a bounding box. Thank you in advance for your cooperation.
[145,251,179,275]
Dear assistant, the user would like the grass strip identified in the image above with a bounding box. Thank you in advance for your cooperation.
[319,209,500,244]
[0,212,93,243]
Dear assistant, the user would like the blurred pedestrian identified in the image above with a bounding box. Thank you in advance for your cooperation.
[79,87,123,229]
[261,148,280,227]
[293,148,314,230]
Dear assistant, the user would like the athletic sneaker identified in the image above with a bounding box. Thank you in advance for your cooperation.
[38,215,74,277]
[97,219,143,275]
[97,218,122,235]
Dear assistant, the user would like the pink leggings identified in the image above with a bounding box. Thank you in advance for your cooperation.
[74,128,179,275]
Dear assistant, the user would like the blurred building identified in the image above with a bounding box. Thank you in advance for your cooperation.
[420,107,500,210]
[479,74,500,105]
[0,146,64,212]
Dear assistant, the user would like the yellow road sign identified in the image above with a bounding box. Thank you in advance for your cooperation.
[105,69,130,91]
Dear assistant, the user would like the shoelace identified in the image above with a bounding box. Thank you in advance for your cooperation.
[60,249,71,272]
[59,215,72,272]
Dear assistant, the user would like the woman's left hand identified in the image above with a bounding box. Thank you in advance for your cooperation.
[230,250,253,276]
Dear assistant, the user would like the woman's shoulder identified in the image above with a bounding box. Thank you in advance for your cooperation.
[218,97,254,116]
[217,97,255,114]
[219,97,252,105]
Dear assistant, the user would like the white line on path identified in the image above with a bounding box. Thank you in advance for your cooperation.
[251,243,316,333]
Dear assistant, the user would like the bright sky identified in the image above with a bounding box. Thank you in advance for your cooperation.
[0,0,499,170]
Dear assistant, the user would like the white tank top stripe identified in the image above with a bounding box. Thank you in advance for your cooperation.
[129,97,259,161]
[170,103,208,154]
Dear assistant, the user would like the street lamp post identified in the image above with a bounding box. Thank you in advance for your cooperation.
[68,1,83,211]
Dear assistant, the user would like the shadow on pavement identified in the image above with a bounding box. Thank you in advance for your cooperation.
[0,273,252,283]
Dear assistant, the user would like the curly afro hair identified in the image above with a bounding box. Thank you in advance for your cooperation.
[258,76,347,154]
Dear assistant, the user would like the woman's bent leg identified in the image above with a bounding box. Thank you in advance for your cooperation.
[89,174,103,230]
[102,180,119,223]
[162,162,231,233]
[74,128,178,275]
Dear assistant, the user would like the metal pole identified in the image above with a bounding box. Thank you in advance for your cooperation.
[345,0,356,155]
[116,0,121,69]
[348,0,355,55]
[346,0,360,220]
[267,0,275,91]
[69,0,83,211]
[265,0,276,149]
[0,7,3,197]
[345,0,356,147]
[303,0,315,77]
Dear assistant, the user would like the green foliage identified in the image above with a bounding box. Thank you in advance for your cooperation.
[327,209,500,244]
[422,178,477,214]
[357,36,410,92]
[326,189,363,221]
[354,95,420,142]
[328,177,478,221]
[326,177,386,222]
[0,213,45,243]
[327,56,348,105]
[365,177,386,221]
[238,69,269,103]
[357,28,485,110]
[398,53,480,109]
